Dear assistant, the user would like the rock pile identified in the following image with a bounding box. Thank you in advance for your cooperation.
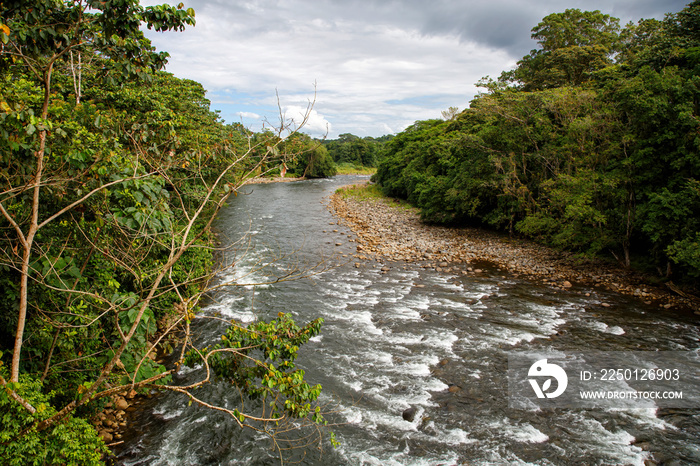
[93,391,138,445]
[328,183,698,313]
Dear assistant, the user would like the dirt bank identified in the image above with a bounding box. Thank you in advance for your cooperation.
[328,182,699,314]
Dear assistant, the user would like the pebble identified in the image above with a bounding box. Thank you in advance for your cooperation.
[328,184,695,312]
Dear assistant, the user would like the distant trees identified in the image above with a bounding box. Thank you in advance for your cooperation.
[324,133,393,168]
[375,3,700,284]
[283,134,337,178]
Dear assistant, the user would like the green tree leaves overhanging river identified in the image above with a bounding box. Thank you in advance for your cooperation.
[0,0,332,463]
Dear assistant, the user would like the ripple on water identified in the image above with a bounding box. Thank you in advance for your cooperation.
[116,177,700,466]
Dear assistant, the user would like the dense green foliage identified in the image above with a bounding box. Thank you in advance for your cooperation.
[185,313,325,423]
[284,133,337,178]
[0,0,328,462]
[0,364,108,465]
[323,133,393,171]
[375,4,700,283]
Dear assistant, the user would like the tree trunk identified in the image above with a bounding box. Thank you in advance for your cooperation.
[10,65,52,382]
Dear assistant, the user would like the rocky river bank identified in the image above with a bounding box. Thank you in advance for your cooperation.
[328,182,700,315]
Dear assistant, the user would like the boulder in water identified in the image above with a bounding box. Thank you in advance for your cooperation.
[402,406,417,422]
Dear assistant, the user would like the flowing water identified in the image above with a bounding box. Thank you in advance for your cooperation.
[115,176,700,465]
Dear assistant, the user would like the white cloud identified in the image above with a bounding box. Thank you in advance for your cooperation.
[142,0,685,138]
[236,111,260,119]
[282,106,332,138]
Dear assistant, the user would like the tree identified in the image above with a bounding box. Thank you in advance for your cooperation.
[441,106,460,121]
[503,9,620,90]
[375,3,700,282]
[0,0,195,385]
[0,1,332,461]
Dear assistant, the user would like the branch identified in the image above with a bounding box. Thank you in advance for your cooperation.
[0,374,37,415]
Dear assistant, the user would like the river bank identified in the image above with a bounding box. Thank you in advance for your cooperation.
[113,175,700,466]
[244,175,306,184]
[328,182,699,314]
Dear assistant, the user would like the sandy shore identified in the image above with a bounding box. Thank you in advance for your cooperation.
[328,182,699,313]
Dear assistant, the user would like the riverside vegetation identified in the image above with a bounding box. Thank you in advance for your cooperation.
[374,4,700,294]
[0,1,334,464]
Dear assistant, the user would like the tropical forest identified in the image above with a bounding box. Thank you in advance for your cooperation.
[375,6,700,284]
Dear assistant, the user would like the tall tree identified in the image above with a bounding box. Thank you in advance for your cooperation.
[0,0,195,384]
[503,9,620,90]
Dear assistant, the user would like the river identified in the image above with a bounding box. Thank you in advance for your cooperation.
[115,175,699,465]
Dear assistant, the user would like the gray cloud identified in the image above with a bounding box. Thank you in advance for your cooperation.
[142,0,686,137]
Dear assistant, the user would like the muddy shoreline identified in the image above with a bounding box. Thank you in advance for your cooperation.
[328,182,699,315]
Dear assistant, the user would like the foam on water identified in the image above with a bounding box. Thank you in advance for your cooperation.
[385,303,422,320]
[589,320,626,335]
[571,416,649,465]
[333,309,383,335]
[152,405,184,421]
[502,421,549,443]
[401,294,430,310]
[339,447,461,466]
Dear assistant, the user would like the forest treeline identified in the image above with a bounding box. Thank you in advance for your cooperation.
[375,3,700,285]
[0,1,329,463]
[322,133,392,172]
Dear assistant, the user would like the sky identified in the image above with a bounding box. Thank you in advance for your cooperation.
[141,0,689,139]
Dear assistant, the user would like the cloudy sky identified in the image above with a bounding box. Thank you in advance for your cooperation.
[141,0,688,138]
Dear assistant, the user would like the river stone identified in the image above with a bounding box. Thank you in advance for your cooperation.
[562,281,573,288]
[99,431,113,443]
[115,397,129,411]
[402,406,417,422]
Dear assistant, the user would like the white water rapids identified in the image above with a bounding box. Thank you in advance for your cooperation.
[115,176,700,465]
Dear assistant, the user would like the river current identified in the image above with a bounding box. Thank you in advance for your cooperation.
[116,176,700,465]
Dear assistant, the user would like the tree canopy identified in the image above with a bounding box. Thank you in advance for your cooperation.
[375,3,700,284]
